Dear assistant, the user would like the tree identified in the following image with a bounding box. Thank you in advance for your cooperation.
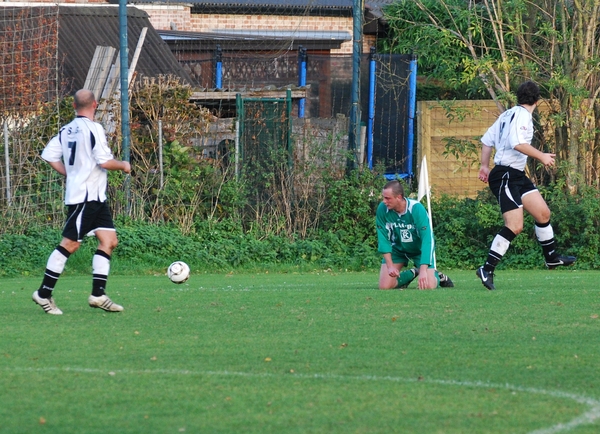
[382,0,600,190]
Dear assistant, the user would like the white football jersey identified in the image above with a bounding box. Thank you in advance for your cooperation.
[480,105,533,171]
[41,116,114,205]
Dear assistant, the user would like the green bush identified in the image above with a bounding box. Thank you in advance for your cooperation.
[540,184,600,269]
[1,176,597,278]
[319,168,384,247]
[433,183,597,271]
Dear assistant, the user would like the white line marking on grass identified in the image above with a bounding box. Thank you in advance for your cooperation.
[6,367,600,433]
[425,378,600,434]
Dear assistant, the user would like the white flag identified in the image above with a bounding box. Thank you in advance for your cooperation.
[418,156,430,201]
[418,156,436,268]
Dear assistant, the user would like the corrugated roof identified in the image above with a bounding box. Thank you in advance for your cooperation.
[130,0,352,8]
[0,5,191,96]
[128,0,394,7]
[56,5,192,92]
[158,29,351,51]
[126,0,396,12]
[127,0,352,15]
[197,0,350,6]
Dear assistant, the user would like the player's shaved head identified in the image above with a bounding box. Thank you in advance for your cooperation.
[383,180,404,197]
[73,89,96,110]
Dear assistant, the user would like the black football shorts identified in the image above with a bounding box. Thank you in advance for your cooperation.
[62,201,115,242]
[488,165,537,214]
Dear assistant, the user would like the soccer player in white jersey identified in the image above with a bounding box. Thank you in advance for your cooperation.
[476,80,575,290]
[32,89,131,314]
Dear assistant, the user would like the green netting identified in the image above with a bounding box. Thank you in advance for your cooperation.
[236,92,292,207]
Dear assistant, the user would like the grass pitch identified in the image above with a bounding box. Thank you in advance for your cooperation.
[1,269,599,433]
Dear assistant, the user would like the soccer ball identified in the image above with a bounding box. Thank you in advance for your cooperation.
[167,261,190,284]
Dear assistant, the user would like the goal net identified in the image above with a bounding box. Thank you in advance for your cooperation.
[0,5,64,234]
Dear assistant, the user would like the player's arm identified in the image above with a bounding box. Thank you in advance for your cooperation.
[100,159,131,174]
[47,160,66,176]
[41,136,67,176]
[381,253,399,278]
[414,205,434,266]
[479,144,493,183]
[514,143,555,167]
[93,125,131,174]
[413,204,435,288]
[376,204,398,277]
[478,120,498,183]
[376,204,392,254]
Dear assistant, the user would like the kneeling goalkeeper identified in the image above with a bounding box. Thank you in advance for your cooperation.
[377,180,453,290]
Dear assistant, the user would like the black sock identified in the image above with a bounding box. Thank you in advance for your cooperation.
[38,270,60,299]
[535,220,558,261]
[38,246,71,298]
[92,250,111,297]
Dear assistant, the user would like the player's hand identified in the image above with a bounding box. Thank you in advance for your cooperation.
[418,274,430,290]
[540,153,556,167]
[387,267,399,278]
[417,265,432,289]
[122,161,132,174]
[478,166,490,183]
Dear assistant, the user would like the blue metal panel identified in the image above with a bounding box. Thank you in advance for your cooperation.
[298,46,307,118]
[367,47,376,170]
[215,45,223,89]
[406,55,417,179]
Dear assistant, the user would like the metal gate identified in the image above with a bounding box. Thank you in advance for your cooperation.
[235,90,292,203]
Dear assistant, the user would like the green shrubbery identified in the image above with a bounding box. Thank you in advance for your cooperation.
[433,184,600,271]
[1,179,598,277]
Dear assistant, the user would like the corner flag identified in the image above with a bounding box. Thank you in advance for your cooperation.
[418,156,436,269]
[417,155,430,202]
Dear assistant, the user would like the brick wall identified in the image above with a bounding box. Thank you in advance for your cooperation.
[138,5,190,33]
[12,2,371,54]
[138,5,356,54]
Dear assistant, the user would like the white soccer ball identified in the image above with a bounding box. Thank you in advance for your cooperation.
[167,261,190,284]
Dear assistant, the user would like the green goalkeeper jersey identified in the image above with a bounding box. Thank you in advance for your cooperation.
[376,199,435,266]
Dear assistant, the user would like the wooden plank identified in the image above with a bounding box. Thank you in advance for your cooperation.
[96,60,120,131]
[97,26,147,130]
[93,46,116,99]
[101,60,119,102]
[83,46,104,90]
[84,46,116,101]
[128,27,148,86]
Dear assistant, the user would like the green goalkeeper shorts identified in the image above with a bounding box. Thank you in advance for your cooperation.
[381,250,435,269]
